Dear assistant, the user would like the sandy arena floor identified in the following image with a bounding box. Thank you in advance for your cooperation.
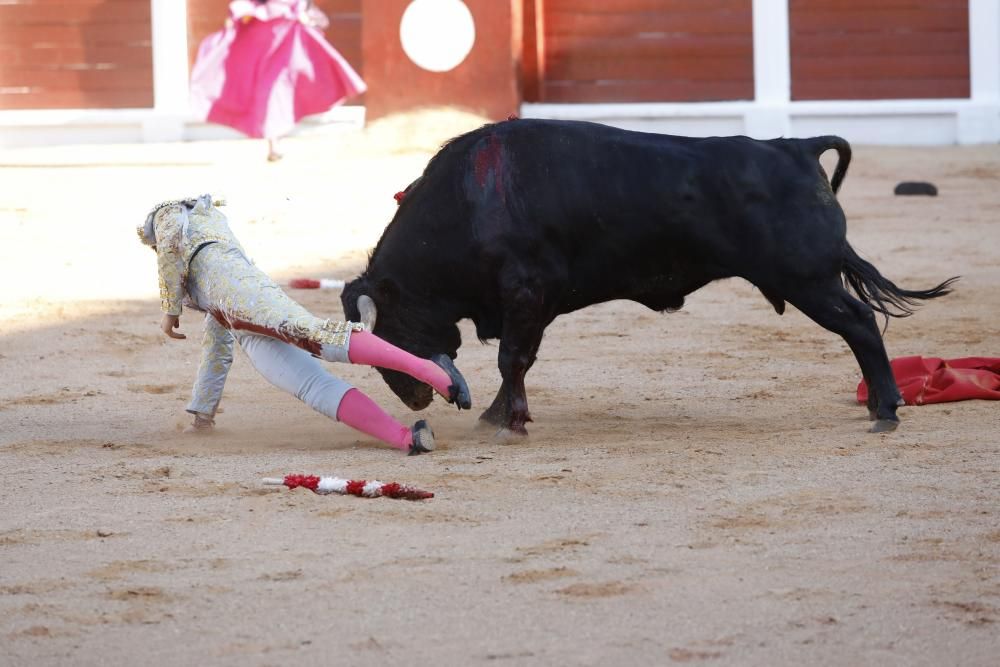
[1,112,998,666]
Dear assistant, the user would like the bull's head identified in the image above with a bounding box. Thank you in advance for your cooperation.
[341,275,462,411]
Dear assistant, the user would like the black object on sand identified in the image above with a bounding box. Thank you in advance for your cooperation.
[894,181,938,196]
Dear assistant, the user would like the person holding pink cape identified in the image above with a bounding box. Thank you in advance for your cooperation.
[190,0,366,161]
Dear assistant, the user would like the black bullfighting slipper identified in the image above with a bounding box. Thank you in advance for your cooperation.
[408,420,435,456]
[431,353,472,410]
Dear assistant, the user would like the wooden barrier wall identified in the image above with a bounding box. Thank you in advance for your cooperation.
[0,0,975,112]
[360,0,522,120]
[0,0,153,110]
[525,0,755,103]
[789,0,970,100]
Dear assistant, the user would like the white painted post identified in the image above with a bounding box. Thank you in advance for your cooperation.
[746,0,791,138]
[146,0,190,142]
[959,0,1000,143]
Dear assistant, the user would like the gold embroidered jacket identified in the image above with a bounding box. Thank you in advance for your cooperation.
[140,195,363,417]
[148,195,245,316]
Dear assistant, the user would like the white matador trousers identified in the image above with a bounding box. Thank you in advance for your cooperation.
[184,243,362,420]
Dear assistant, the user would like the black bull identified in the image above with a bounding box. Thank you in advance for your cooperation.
[342,118,956,436]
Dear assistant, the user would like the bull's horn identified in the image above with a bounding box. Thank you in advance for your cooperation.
[357,295,377,330]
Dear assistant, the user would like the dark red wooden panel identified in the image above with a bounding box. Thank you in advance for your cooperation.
[789,0,970,100]
[0,0,153,110]
[534,0,754,103]
[361,0,520,120]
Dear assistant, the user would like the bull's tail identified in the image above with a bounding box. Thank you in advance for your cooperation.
[842,244,958,324]
[805,135,852,194]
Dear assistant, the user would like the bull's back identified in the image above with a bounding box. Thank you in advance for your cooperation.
[456,121,830,305]
[380,119,845,315]
[463,122,696,251]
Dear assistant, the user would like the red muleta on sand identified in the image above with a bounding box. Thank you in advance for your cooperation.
[288,278,345,289]
[263,474,433,500]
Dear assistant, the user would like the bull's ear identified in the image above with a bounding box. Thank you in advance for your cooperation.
[376,277,400,306]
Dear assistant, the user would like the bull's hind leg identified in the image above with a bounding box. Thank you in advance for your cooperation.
[786,283,903,433]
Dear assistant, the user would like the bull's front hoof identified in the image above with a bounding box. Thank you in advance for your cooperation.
[869,418,899,433]
[477,407,508,427]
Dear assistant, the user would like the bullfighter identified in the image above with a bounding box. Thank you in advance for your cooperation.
[137,195,470,455]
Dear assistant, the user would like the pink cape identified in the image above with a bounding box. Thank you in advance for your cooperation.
[190,4,365,140]
[857,356,1000,405]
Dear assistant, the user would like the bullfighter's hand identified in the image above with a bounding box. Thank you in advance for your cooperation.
[161,313,186,339]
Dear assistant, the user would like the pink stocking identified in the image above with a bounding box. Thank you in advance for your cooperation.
[347,331,452,397]
[335,388,411,451]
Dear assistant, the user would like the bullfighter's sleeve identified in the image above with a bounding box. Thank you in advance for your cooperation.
[186,314,236,417]
[153,205,187,316]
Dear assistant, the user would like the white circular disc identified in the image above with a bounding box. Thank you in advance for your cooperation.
[399,0,476,73]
